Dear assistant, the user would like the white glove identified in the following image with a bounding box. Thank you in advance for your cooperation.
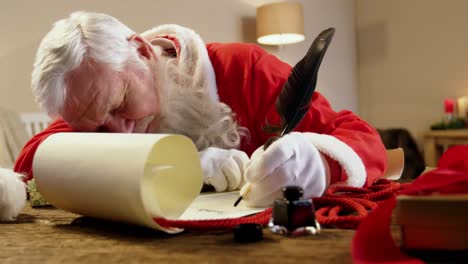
[199,147,249,192]
[242,132,329,207]
[0,168,27,221]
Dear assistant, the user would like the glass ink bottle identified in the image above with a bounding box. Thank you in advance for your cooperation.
[269,186,320,236]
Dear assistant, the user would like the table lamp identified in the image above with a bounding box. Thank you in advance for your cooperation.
[256,2,305,46]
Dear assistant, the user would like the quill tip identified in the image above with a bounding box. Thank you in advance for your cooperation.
[233,196,243,207]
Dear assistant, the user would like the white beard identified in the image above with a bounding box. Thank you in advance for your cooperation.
[141,24,247,150]
[153,53,246,151]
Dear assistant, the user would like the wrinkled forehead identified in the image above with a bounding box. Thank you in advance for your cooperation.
[62,59,121,126]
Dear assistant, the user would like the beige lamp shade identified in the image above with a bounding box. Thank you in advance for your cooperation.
[256,2,305,45]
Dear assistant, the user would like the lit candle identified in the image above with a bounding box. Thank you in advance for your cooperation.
[444,99,455,114]
[457,96,468,118]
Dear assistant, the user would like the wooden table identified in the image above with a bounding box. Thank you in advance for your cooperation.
[2,205,460,263]
[424,129,468,167]
[1,205,356,264]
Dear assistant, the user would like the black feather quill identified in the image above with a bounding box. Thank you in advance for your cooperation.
[263,28,335,149]
[233,28,336,207]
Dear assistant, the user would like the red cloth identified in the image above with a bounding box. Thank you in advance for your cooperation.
[14,118,73,181]
[208,43,386,187]
[15,43,387,187]
[352,146,468,264]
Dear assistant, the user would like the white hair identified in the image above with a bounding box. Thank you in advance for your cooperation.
[31,11,144,117]
[32,14,245,149]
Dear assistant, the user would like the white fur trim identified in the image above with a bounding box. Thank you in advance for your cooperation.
[0,167,27,221]
[141,24,219,102]
[303,133,366,187]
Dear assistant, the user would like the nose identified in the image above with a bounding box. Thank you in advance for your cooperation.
[103,116,135,133]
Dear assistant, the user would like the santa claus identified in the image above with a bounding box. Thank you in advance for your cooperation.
[0,11,387,221]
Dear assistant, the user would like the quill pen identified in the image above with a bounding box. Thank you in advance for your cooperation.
[234,28,335,207]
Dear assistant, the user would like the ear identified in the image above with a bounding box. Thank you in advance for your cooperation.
[129,34,155,61]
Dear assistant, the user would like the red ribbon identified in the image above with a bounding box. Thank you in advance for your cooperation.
[154,179,408,230]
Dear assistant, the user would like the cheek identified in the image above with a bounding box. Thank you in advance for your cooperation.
[123,71,161,119]
[125,91,159,119]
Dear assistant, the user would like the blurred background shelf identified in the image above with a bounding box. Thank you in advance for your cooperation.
[424,129,468,167]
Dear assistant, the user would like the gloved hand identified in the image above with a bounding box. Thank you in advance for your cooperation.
[199,147,249,192]
[0,168,27,221]
[242,132,329,207]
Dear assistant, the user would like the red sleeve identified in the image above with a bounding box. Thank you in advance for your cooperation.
[207,42,387,187]
[14,118,75,181]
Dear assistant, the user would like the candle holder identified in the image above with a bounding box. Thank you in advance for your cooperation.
[430,98,467,130]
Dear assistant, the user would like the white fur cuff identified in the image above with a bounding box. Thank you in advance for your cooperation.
[0,168,27,221]
[303,133,366,187]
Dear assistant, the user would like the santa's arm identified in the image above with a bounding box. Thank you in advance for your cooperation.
[254,49,387,187]
[293,94,387,187]
[209,43,387,187]
[14,118,74,181]
[206,42,387,188]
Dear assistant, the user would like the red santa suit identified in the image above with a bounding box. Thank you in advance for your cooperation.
[14,27,387,190]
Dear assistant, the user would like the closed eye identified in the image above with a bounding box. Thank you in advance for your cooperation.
[111,100,126,115]
[110,86,129,115]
